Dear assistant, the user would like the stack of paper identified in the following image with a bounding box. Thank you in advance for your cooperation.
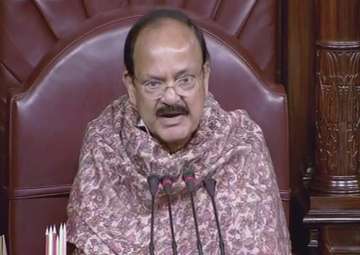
[45,224,67,255]
[0,235,7,255]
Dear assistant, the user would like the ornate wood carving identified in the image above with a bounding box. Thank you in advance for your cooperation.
[304,1,360,253]
[312,42,360,194]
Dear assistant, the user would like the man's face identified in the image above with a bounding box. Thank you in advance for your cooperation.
[124,19,210,152]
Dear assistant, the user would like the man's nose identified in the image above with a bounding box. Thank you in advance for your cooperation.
[160,84,180,104]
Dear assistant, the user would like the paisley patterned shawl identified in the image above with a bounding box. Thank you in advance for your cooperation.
[67,95,291,254]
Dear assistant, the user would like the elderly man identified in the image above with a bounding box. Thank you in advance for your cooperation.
[67,9,291,255]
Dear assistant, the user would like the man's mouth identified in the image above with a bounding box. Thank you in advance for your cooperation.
[159,112,186,118]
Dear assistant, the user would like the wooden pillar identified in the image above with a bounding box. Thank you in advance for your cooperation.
[286,0,316,252]
[305,0,360,253]
[312,0,360,194]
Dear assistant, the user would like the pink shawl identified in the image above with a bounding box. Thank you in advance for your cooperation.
[67,95,291,254]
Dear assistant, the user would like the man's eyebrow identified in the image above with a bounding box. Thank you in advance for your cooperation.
[143,75,164,81]
[174,69,191,79]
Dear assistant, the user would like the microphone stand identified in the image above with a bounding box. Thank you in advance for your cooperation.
[161,176,178,255]
[183,171,203,255]
[189,189,203,255]
[203,177,225,255]
[147,175,160,255]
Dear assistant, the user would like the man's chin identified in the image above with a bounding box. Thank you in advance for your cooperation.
[159,133,189,144]
[156,129,192,151]
[150,117,196,151]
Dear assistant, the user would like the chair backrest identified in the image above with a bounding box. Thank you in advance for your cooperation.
[0,0,278,89]
[7,8,289,255]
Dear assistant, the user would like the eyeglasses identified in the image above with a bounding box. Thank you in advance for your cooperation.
[133,71,203,99]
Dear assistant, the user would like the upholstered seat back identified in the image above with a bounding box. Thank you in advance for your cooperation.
[5,10,289,254]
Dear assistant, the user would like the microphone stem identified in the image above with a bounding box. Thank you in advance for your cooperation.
[166,195,178,255]
[149,196,155,255]
[210,195,225,255]
[190,192,203,255]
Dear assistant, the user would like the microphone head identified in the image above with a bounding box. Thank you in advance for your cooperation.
[160,176,174,194]
[203,177,216,197]
[182,168,195,192]
[147,175,160,197]
[182,168,194,178]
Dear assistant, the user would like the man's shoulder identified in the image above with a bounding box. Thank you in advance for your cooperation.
[223,108,260,134]
[207,95,266,149]
[87,96,126,129]
[84,96,128,141]
[207,95,260,135]
[225,108,267,150]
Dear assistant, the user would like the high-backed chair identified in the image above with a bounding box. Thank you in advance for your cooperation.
[0,4,288,255]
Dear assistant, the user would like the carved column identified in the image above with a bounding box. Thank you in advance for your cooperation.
[312,42,360,193]
[311,0,360,196]
[305,0,360,253]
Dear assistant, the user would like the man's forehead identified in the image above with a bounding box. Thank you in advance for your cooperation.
[130,17,204,78]
[133,38,202,79]
[134,18,198,51]
[139,18,192,35]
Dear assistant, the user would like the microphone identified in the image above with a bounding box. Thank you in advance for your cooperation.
[161,176,178,255]
[203,177,225,255]
[147,175,160,255]
[182,169,203,255]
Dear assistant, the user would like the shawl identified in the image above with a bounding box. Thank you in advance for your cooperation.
[67,95,291,254]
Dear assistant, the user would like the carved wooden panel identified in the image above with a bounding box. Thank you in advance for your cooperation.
[304,1,360,253]
[313,42,360,194]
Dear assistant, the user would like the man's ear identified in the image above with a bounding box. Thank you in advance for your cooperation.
[122,70,137,106]
[202,61,211,96]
